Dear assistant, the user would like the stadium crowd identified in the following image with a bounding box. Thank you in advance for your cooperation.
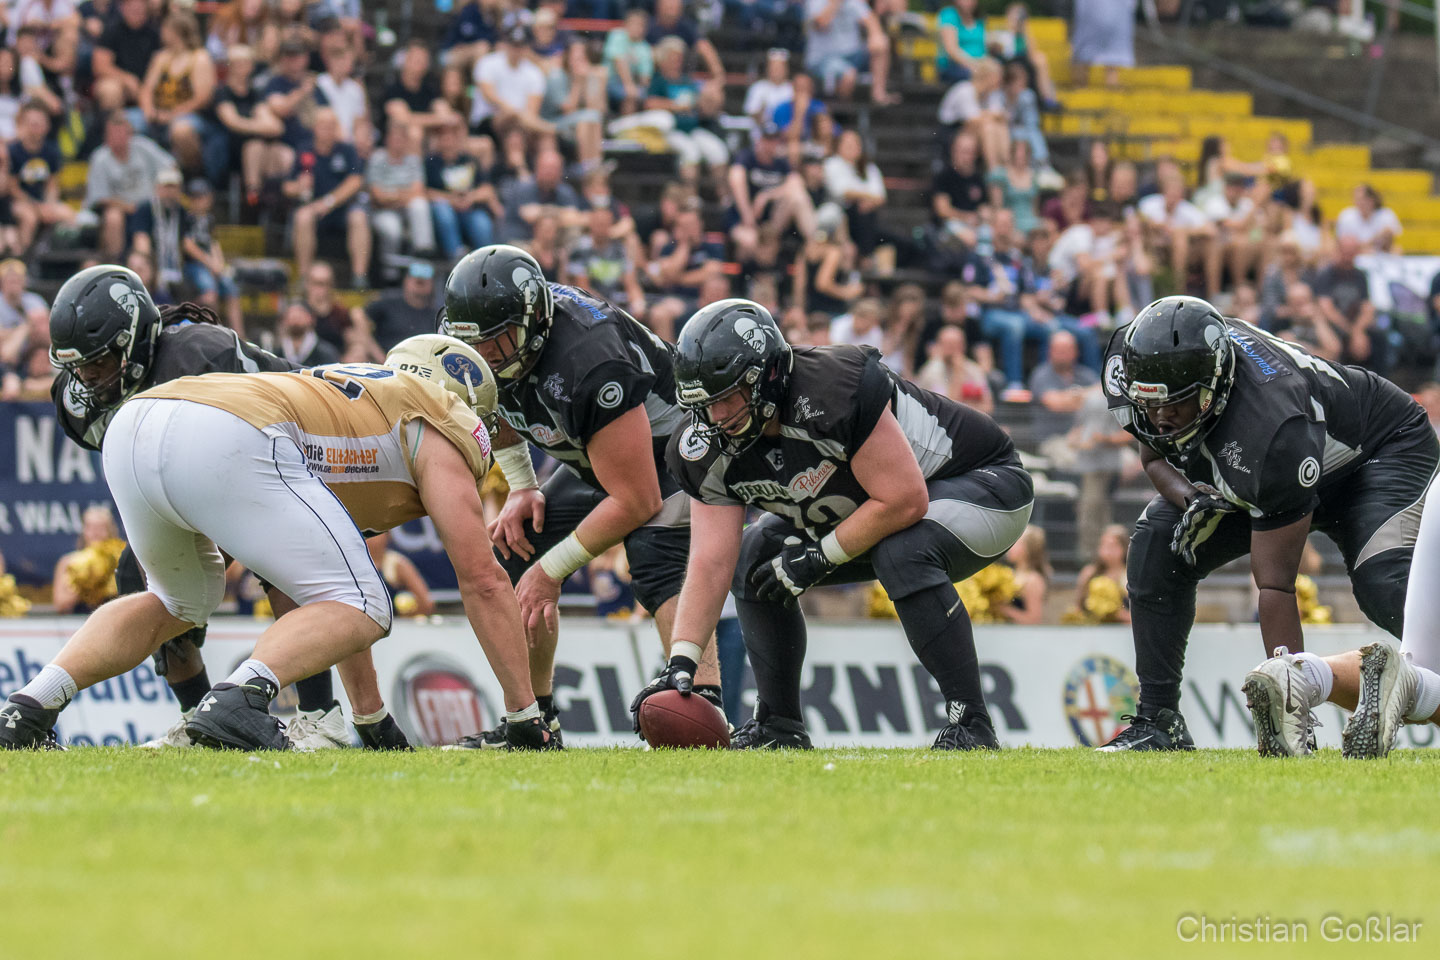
[1,0,1439,621]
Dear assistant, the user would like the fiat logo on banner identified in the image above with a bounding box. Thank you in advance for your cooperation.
[394,655,493,746]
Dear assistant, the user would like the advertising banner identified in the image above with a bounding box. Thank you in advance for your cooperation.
[0,402,113,585]
[2,618,1433,751]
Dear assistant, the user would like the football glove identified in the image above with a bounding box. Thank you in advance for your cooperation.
[628,654,697,733]
[1171,483,1239,567]
[750,536,836,606]
[355,712,413,751]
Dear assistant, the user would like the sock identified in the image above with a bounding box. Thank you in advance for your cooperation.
[294,670,335,713]
[353,706,389,725]
[891,582,989,723]
[1293,652,1334,706]
[17,664,77,709]
[536,693,555,718]
[506,701,541,723]
[225,658,280,699]
[734,596,808,722]
[1408,663,1440,722]
[169,669,212,713]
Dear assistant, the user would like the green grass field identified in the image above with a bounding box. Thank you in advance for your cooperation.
[1,748,1435,958]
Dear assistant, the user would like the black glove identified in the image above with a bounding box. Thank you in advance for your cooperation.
[628,655,697,733]
[355,712,412,751]
[1171,483,1238,567]
[749,536,836,606]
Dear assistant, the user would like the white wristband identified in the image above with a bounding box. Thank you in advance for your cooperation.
[494,442,538,490]
[670,640,704,663]
[820,531,853,566]
[539,532,596,581]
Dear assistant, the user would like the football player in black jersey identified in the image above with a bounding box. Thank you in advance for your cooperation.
[1099,296,1438,754]
[45,264,406,750]
[438,244,722,748]
[630,299,1035,749]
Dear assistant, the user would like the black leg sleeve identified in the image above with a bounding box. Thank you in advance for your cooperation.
[1127,496,1252,714]
[892,582,988,721]
[295,671,336,713]
[733,597,808,723]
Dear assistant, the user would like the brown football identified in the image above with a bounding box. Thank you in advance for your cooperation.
[638,690,731,749]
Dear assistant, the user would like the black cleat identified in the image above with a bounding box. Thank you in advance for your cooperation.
[444,707,564,751]
[1096,708,1196,752]
[932,701,1000,750]
[0,695,65,750]
[728,716,813,750]
[354,713,413,751]
[185,683,291,751]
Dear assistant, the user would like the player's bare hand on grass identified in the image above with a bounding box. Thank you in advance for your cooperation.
[488,487,546,561]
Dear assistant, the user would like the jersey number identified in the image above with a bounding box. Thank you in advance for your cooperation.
[311,364,395,400]
[762,495,859,538]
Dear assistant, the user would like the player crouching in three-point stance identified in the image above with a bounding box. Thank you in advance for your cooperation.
[0,334,553,751]
[630,300,1034,749]
[1098,296,1436,755]
[439,245,721,748]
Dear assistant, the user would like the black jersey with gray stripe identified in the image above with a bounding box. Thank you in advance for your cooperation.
[666,344,1018,537]
[52,320,295,451]
[496,283,685,488]
[1104,317,1427,529]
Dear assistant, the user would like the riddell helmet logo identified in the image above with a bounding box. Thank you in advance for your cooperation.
[394,655,494,746]
[1129,381,1168,403]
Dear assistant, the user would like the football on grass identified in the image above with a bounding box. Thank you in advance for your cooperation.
[638,690,731,749]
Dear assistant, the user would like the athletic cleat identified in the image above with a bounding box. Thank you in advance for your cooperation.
[0,694,65,750]
[932,701,1000,750]
[1096,708,1195,751]
[728,716,813,750]
[287,702,351,750]
[141,711,196,748]
[184,683,291,751]
[1343,642,1418,759]
[1243,646,1321,757]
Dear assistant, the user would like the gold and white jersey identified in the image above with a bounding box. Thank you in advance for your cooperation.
[140,364,493,533]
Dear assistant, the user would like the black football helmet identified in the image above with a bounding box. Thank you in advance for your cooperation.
[1119,295,1235,460]
[438,244,553,379]
[673,299,792,455]
[49,264,163,416]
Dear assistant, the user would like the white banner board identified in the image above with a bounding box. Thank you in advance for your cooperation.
[1,619,1432,750]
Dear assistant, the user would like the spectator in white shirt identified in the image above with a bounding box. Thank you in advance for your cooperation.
[937,57,1008,169]
[804,0,895,105]
[1335,183,1402,252]
[314,36,367,143]
[1139,172,1213,295]
[744,48,794,128]
[1201,172,1260,299]
[823,129,886,257]
[472,24,551,140]
[367,122,437,266]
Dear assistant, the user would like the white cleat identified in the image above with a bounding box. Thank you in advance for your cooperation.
[141,711,196,748]
[287,703,351,751]
[1342,642,1418,759]
[1242,646,1320,757]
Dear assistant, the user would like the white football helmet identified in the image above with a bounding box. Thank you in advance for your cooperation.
[384,334,498,419]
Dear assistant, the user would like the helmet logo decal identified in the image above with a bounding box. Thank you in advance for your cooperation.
[109,281,139,322]
[441,352,484,389]
[1129,381,1168,403]
[596,381,624,409]
[1298,457,1320,488]
[677,425,709,461]
[1103,355,1125,397]
[733,316,769,353]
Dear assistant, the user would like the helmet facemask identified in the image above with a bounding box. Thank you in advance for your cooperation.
[1126,345,1234,460]
[51,316,150,417]
[680,365,771,456]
